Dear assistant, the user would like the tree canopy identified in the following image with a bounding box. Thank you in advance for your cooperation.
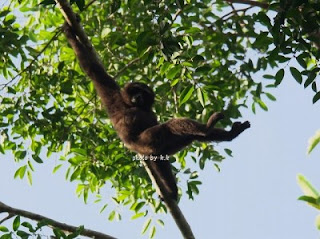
[0,0,320,238]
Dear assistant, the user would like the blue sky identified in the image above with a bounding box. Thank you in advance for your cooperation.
[1,73,320,239]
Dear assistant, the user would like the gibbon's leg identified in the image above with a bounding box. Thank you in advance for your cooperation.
[147,159,178,201]
[165,112,224,137]
[137,112,226,155]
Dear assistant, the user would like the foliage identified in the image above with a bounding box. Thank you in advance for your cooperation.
[1,0,320,237]
[0,216,83,239]
[297,174,320,230]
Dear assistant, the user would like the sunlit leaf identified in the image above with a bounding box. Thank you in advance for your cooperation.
[179,86,194,106]
[142,218,151,234]
[297,174,320,198]
[307,130,320,154]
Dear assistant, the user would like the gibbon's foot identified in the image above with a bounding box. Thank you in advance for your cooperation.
[206,112,224,128]
[231,121,250,134]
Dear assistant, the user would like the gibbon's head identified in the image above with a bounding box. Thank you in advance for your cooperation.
[122,82,155,111]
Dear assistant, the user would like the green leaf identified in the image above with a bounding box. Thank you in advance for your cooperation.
[275,69,284,86]
[307,130,320,154]
[108,210,116,221]
[149,226,156,238]
[224,148,233,157]
[298,195,317,204]
[131,212,144,220]
[53,164,62,173]
[251,102,256,114]
[316,215,320,230]
[265,93,276,101]
[21,222,34,232]
[156,219,164,227]
[134,202,145,212]
[13,216,20,231]
[83,187,88,204]
[166,65,181,80]
[296,54,307,68]
[214,163,220,172]
[27,171,32,185]
[263,74,274,79]
[256,98,268,111]
[290,67,302,84]
[0,226,9,232]
[179,85,194,106]
[195,65,211,74]
[14,165,27,179]
[304,72,316,88]
[196,88,205,107]
[313,92,320,104]
[312,82,317,92]
[160,62,172,76]
[142,218,151,234]
[297,174,320,198]
[32,155,43,164]
[71,148,87,156]
[100,204,108,213]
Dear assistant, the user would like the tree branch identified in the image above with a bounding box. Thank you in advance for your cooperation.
[142,160,196,239]
[0,201,116,239]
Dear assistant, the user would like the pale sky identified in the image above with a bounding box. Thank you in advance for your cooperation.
[1,72,320,239]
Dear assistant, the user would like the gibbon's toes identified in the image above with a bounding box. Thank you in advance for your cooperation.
[242,121,251,129]
[232,121,250,133]
[232,121,242,128]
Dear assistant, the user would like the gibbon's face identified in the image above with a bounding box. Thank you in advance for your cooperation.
[122,82,155,111]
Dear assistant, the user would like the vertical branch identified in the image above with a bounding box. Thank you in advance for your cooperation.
[142,160,196,239]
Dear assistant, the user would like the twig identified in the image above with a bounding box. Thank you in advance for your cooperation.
[220,6,252,21]
[83,0,98,11]
[0,201,117,239]
[114,46,152,79]
[0,213,14,224]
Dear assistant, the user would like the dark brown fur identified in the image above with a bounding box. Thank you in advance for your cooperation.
[63,23,250,201]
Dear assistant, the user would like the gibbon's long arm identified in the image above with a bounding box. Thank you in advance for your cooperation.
[63,23,125,115]
[63,23,179,200]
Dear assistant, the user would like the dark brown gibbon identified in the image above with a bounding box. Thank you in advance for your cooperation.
[63,23,250,201]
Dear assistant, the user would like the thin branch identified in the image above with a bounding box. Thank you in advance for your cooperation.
[225,0,269,9]
[0,201,117,239]
[0,213,14,224]
[220,6,252,21]
[84,0,98,10]
[0,30,62,90]
[114,46,152,79]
